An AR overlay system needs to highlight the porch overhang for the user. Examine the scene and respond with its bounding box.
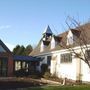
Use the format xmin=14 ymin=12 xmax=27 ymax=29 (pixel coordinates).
xmin=13 ymin=55 xmax=42 ymax=62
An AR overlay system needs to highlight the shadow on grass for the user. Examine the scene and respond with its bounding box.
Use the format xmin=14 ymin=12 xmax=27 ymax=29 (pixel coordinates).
xmin=0 ymin=80 xmax=47 ymax=90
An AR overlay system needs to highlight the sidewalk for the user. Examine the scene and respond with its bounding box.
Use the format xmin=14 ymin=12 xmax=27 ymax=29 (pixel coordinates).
xmin=40 ymin=78 xmax=61 ymax=85
xmin=0 ymin=77 xmax=62 ymax=84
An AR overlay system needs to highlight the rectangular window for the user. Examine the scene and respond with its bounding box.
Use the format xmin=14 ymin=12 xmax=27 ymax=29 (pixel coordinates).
xmin=47 ymin=56 xmax=51 ymax=66
xmin=61 ymin=53 xmax=72 ymax=63
xmin=0 ymin=58 xmax=8 ymax=76
xmin=67 ymin=37 xmax=73 ymax=45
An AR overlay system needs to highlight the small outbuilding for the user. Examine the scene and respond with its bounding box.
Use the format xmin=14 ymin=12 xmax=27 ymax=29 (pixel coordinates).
xmin=13 ymin=55 xmax=41 ymax=74
xmin=0 ymin=39 xmax=13 ymax=77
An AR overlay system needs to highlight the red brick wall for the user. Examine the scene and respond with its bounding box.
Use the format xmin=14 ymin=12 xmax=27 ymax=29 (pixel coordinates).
xmin=0 ymin=52 xmax=13 ymax=77
xmin=7 ymin=54 xmax=13 ymax=76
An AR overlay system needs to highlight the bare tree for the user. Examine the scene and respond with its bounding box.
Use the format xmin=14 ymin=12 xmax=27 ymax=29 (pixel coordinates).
xmin=59 ymin=16 xmax=90 ymax=68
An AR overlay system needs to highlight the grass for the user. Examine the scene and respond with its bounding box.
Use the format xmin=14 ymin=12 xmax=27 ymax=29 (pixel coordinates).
xmin=0 ymin=77 xmax=90 ymax=90
xmin=0 ymin=77 xmax=47 ymax=89
xmin=27 ymin=85 xmax=90 ymax=90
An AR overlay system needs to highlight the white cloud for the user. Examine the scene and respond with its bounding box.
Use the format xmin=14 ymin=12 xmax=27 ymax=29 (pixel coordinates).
xmin=5 ymin=25 xmax=11 ymax=28
xmin=5 ymin=43 xmax=15 ymax=51
xmin=0 ymin=25 xmax=11 ymax=30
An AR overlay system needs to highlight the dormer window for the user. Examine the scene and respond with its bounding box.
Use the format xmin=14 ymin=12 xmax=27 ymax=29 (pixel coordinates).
xmin=40 ymin=41 xmax=50 ymax=52
xmin=51 ymin=37 xmax=56 ymax=49
xmin=51 ymin=36 xmax=61 ymax=49
xmin=67 ymin=36 xmax=73 ymax=45
xmin=40 ymin=41 xmax=44 ymax=52
xmin=67 ymin=29 xmax=80 ymax=45
xmin=67 ymin=30 xmax=74 ymax=45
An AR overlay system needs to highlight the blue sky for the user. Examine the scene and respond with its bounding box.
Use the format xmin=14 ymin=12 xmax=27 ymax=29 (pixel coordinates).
xmin=0 ymin=0 xmax=90 ymax=50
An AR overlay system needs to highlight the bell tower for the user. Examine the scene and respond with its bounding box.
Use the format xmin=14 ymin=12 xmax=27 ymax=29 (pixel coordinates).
xmin=42 ymin=25 xmax=53 ymax=41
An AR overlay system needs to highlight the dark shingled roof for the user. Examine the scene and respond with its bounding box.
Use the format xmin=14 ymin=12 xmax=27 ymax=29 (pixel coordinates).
xmin=71 ymin=29 xmax=80 ymax=37
xmin=30 ymin=23 xmax=90 ymax=56
xmin=0 ymin=39 xmax=11 ymax=53
xmin=54 ymin=36 xmax=62 ymax=42
xmin=43 ymin=41 xmax=50 ymax=46
xmin=13 ymin=55 xmax=42 ymax=61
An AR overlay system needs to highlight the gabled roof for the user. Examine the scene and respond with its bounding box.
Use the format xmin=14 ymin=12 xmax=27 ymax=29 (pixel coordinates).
xmin=43 ymin=25 xmax=53 ymax=35
xmin=53 ymin=36 xmax=62 ymax=42
xmin=0 ymin=39 xmax=11 ymax=53
xmin=30 ymin=22 xmax=90 ymax=56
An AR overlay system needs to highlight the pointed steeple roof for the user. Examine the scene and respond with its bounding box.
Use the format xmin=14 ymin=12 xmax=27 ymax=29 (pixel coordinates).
xmin=43 ymin=25 xmax=53 ymax=35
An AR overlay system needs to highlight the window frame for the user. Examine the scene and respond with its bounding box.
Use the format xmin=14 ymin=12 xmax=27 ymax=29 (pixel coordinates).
xmin=47 ymin=56 xmax=51 ymax=66
xmin=67 ymin=36 xmax=74 ymax=45
xmin=60 ymin=53 xmax=72 ymax=63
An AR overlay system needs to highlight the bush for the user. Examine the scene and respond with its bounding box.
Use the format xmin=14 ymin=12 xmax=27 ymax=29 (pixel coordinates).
xmin=43 ymin=71 xmax=51 ymax=79
xmin=29 ymin=70 xmax=42 ymax=79
xmin=41 ymin=64 xmax=48 ymax=75
xmin=14 ymin=69 xmax=28 ymax=77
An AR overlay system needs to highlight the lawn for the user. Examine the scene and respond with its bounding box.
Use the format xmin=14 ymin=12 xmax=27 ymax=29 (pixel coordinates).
xmin=0 ymin=77 xmax=90 ymax=90
xmin=0 ymin=78 xmax=47 ymax=89
xmin=28 ymin=85 xmax=90 ymax=90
